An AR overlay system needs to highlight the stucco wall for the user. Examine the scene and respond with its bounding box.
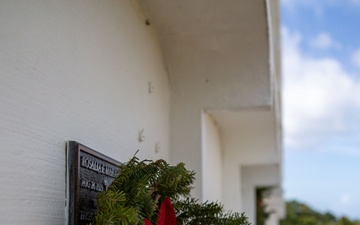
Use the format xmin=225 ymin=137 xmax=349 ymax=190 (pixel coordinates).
xmin=168 ymin=40 xmax=272 ymax=200
xmin=241 ymin=165 xmax=281 ymax=224
xmin=0 ymin=1 xmax=170 ymax=224
xmin=206 ymin=110 xmax=281 ymax=212
xmin=221 ymin=112 xmax=279 ymax=165
xmin=166 ymin=8 xmax=272 ymax=199
xmin=202 ymin=113 xmax=223 ymax=202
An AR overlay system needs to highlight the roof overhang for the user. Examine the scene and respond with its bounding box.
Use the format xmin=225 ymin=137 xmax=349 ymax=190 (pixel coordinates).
xmin=138 ymin=0 xmax=278 ymax=108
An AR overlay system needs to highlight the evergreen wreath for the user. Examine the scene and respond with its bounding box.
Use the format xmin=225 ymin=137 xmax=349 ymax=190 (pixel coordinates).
xmin=93 ymin=153 xmax=250 ymax=225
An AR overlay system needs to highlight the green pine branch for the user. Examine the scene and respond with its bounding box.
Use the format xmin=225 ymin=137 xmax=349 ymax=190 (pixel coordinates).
xmin=174 ymin=198 xmax=251 ymax=225
xmin=93 ymin=153 xmax=250 ymax=225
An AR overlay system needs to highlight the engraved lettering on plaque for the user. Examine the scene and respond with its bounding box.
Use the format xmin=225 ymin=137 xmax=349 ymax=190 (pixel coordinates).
xmin=80 ymin=179 xmax=104 ymax=192
xmin=80 ymin=156 xmax=118 ymax=177
xmin=67 ymin=141 xmax=121 ymax=225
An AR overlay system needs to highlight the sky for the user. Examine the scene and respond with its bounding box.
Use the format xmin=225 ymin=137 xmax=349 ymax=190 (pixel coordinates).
xmin=281 ymin=0 xmax=360 ymax=220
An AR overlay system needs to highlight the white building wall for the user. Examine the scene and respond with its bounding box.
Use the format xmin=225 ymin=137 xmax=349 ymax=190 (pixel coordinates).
xmin=210 ymin=110 xmax=280 ymax=213
xmin=241 ymin=165 xmax=281 ymax=225
xmin=0 ymin=1 xmax=283 ymax=224
xmin=0 ymin=1 xmax=170 ymax=224
xmin=202 ymin=113 xmax=223 ymax=202
xmin=168 ymin=35 xmax=271 ymax=200
xmin=221 ymin=111 xmax=279 ymax=166
xmin=264 ymin=188 xmax=286 ymax=225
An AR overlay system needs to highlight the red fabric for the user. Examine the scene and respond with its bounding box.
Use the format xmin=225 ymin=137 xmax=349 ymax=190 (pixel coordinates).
xmin=143 ymin=197 xmax=177 ymax=225
xmin=156 ymin=197 xmax=177 ymax=225
xmin=144 ymin=219 xmax=152 ymax=225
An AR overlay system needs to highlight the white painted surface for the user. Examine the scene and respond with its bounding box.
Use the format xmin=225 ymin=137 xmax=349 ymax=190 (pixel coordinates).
xmin=153 ymin=0 xmax=274 ymax=200
xmin=209 ymin=110 xmax=281 ymax=212
xmin=0 ymin=0 xmax=283 ymax=224
xmin=202 ymin=113 xmax=223 ymax=202
xmin=139 ymin=1 xmax=284 ymax=218
xmin=241 ymin=165 xmax=281 ymax=225
xmin=0 ymin=1 xmax=170 ymax=224
xmin=264 ymin=188 xmax=286 ymax=225
xmin=217 ymin=110 xmax=280 ymax=165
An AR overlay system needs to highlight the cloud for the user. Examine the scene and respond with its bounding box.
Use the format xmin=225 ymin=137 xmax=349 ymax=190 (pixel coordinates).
xmin=282 ymin=27 xmax=360 ymax=151
xmin=351 ymin=49 xmax=360 ymax=69
xmin=281 ymin=0 xmax=325 ymax=16
xmin=309 ymin=32 xmax=342 ymax=50
xmin=340 ymin=193 xmax=352 ymax=204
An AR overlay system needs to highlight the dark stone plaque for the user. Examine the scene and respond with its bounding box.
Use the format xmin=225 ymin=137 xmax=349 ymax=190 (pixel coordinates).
xmin=67 ymin=141 xmax=121 ymax=225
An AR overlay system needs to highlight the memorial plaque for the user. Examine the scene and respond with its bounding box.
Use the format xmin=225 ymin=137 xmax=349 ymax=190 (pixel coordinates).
xmin=67 ymin=141 xmax=121 ymax=225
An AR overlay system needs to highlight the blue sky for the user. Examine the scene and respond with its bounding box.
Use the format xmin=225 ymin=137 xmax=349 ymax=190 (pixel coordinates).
xmin=281 ymin=0 xmax=360 ymax=219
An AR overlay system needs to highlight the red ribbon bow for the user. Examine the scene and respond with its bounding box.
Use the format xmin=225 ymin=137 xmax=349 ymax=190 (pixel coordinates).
xmin=144 ymin=197 xmax=177 ymax=225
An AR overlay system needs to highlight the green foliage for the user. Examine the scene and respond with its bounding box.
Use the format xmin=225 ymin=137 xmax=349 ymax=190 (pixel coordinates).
xmin=280 ymin=200 xmax=360 ymax=225
xmin=94 ymin=153 xmax=250 ymax=225
xmin=96 ymin=190 xmax=138 ymax=225
xmin=174 ymin=198 xmax=250 ymax=225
